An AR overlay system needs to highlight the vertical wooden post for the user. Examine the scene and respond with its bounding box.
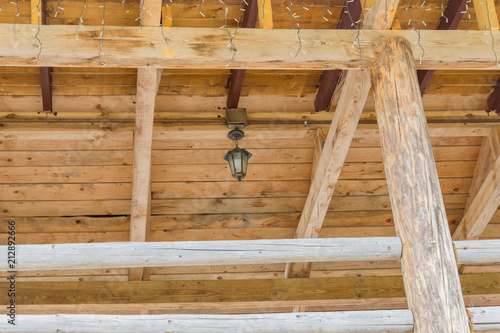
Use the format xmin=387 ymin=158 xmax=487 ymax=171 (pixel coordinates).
xmin=369 ymin=36 xmax=470 ymax=332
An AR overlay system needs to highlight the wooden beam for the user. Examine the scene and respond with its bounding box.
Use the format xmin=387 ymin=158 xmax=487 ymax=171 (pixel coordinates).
xmin=226 ymin=0 xmax=258 ymax=108
xmin=370 ymin=36 xmax=469 ymax=331
xmin=2 ymin=274 xmax=500 ymax=308
xmin=453 ymin=128 xmax=500 ymax=241
xmin=129 ymin=0 xmax=162 ymax=281
xmin=286 ymin=0 xmax=399 ymax=279
xmin=257 ymin=0 xmax=273 ymax=29
xmin=417 ymin=0 xmax=468 ymax=95
xmin=2 ymin=307 xmax=500 ymax=332
xmin=473 ymin=0 xmax=499 ymax=30
xmin=313 ymin=0 xmax=362 ymax=112
xmin=2 ymin=26 xmax=500 ymax=69
xmin=3 ymin=238 xmax=500 ymax=272
xmin=129 ymin=68 xmax=158 ymax=281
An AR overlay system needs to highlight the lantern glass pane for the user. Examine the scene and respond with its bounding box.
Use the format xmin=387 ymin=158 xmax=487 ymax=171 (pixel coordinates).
xmin=224 ymin=147 xmax=252 ymax=181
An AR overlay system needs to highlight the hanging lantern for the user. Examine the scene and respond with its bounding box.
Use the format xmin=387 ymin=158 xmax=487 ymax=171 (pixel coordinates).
xmin=224 ymin=129 xmax=252 ymax=181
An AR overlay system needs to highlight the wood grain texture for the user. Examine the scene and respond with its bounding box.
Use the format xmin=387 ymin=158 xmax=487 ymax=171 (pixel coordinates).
xmin=287 ymin=0 xmax=399 ymax=279
xmin=369 ymin=36 xmax=470 ymax=332
xmin=0 ymin=25 xmax=500 ymax=69
xmin=129 ymin=68 xmax=159 ymax=281
xmin=1 ymin=307 xmax=500 ymax=332
xmin=2 ymin=238 xmax=500 ymax=272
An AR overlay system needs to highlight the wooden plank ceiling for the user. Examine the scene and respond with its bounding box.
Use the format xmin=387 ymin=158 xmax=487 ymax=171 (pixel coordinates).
xmin=1 ymin=0 xmax=500 ymax=316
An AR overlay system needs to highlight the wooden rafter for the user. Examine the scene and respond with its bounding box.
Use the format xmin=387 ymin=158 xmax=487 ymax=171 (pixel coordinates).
xmin=286 ymin=0 xmax=399 ymax=279
xmin=453 ymin=127 xmax=500 ymax=241
xmin=226 ymin=0 xmax=258 ymax=109
xmin=31 ymin=0 xmax=52 ymax=112
xmin=313 ymin=0 xmax=362 ymax=112
xmin=1 ymin=26 xmax=500 ymax=69
xmin=417 ymin=0 xmax=468 ymax=95
xmin=129 ymin=0 xmax=162 ymax=281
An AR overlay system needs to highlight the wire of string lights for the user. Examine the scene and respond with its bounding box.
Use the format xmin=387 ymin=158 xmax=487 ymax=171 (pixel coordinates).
xmin=404 ymin=0 xmax=426 ymax=64
xmin=98 ymin=0 xmax=106 ymax=65
xmin=344 ymin=0 xmax=363 ymax=68
xmin=322 ymin=0 xmax=332 ymax=21
xmin=463 ymin=0 xmax=472 ymax=31
xmin=79 ymin=0 xmax=88 ymax=24
xmin=137 ymin=0 xmax=145 ymax=29
xmin=55 ymin=0 xmax=64 ymax=17
xmin=31 ymin=0 xmax=43 ymax=61
xmin=199 ymin=0 xmax=206 ymax=17
xmin=123 ymin=0 xmax=130 ymax=14
xmin=287 ymin=0 xmax=307 ymax=58
xmin=483 ymin=0 xmax=500 ymax=67
xmin=161 ymin=0 xmax=173 ymax=46
xmin=221 ymin=0 xmax=246 ymax=67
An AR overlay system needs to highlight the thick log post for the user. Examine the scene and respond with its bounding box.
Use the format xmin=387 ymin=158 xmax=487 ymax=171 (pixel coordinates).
xmin=369 ymin=36 xmax=470 ymax=332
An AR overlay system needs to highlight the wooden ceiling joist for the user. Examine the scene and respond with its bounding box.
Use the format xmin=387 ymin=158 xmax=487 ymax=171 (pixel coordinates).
xmin=453 ymin=127 xmax=500 ymax=241
xmin=226 ymin=0 xmax=258 ymax=109
xmin=2 ymin=274 xmax=500 ymax=310
xmin=286 ymin=0 xmax=398 ymax=279
xmin=2 ymin=308 xmax=500 ymax=332
xmin=1 ymin=25 xmax=500 ymax=69
xmin=417 ymin=0 xmax=468 ymax=95
xmin=313 ymin=0 xmax=362 ymax=112
xmin=2 ymin=238 xmax=500 ymax=271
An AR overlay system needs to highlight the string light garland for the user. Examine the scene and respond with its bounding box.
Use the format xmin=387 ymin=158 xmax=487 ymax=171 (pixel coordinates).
xmin=161 ymin=0 xmax=173 ymax=46
xmin=55 ymin=0 xmax=64 ymax=18
xmin=322 ymin=0 xmax=332 ymax=21
xmin=287 ymin=0 xmax=306 ymax=58
xmin=463 ymin=0 xmax=472 ymax=31
xmin=404 ymin=0 xmax=426 ymax=64
xmin=482 ymin=0 xmax=500 ymax=67
xmin=137 ymin=0 xmax=145 ymax=29
xmin=98 ymin=0 xmax=106 ymax=65
xmin=440 ymin=0 xmax=448 ymax=24
xmin=31 ymin=0 xmax=43 ymax=61
xmin=78 ymin=0 xmax=88 ymax=24
xmin=199 ymin=0 xmax=205 ymax=17
xmin=220 ymin=0 xmax=245 ymax=67
xmin=345 ymin=0 xmax=363 ymax=68
xmin=122 ymin=0 xmax=130 ymax=14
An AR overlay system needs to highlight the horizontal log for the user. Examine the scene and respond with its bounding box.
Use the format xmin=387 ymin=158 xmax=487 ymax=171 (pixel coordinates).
xmin=1 ymin=308 xmax=499 ymax=332
xmin=0 ymin=25 xmax=499 ymax=69
xmin=1 ymin=274 xmax=499 ymax=306
xmin=2 ymin=238 xmax=500 ymax=271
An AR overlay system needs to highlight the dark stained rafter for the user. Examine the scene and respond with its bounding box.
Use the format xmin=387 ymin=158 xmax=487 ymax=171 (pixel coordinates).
xmin=487 ymin=77 xmax=500 ymax=113
xmin=226 ymin=0 xmax=258 ymax=109
xmin=40 ymin=0 xmax=53 ymax=112
xmin=313 ymin=0 xmax=362 ymax=112
xmin=417 ymin=0 xmax=468 ymax=95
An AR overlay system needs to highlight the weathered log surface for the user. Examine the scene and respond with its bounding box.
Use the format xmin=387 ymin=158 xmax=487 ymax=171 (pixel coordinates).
xmin=1 ymin=307 xmax=499 ymax=332
xmin=369 ymin=36 xmax=470 ymax=332
xmin=3 ymin=238 xmax=500 ymax=271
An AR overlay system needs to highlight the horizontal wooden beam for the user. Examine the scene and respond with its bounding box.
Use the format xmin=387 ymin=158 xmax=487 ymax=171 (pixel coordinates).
xmin=1 ymin=307 xmax=499 ymax=332
xmin=1 ymin=25 xmax=500 ymax=69
xmin=1 ymin=274 xmax=500 ymax=308
xmin=2 ymin=238 xmax=500 ymax=271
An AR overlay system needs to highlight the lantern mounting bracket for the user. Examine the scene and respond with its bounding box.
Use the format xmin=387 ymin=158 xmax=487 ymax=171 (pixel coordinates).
xmin=226 ymin=108 xmax=247 ymax=129
xmin=228 ymin=129 xmax=245 ymax=141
